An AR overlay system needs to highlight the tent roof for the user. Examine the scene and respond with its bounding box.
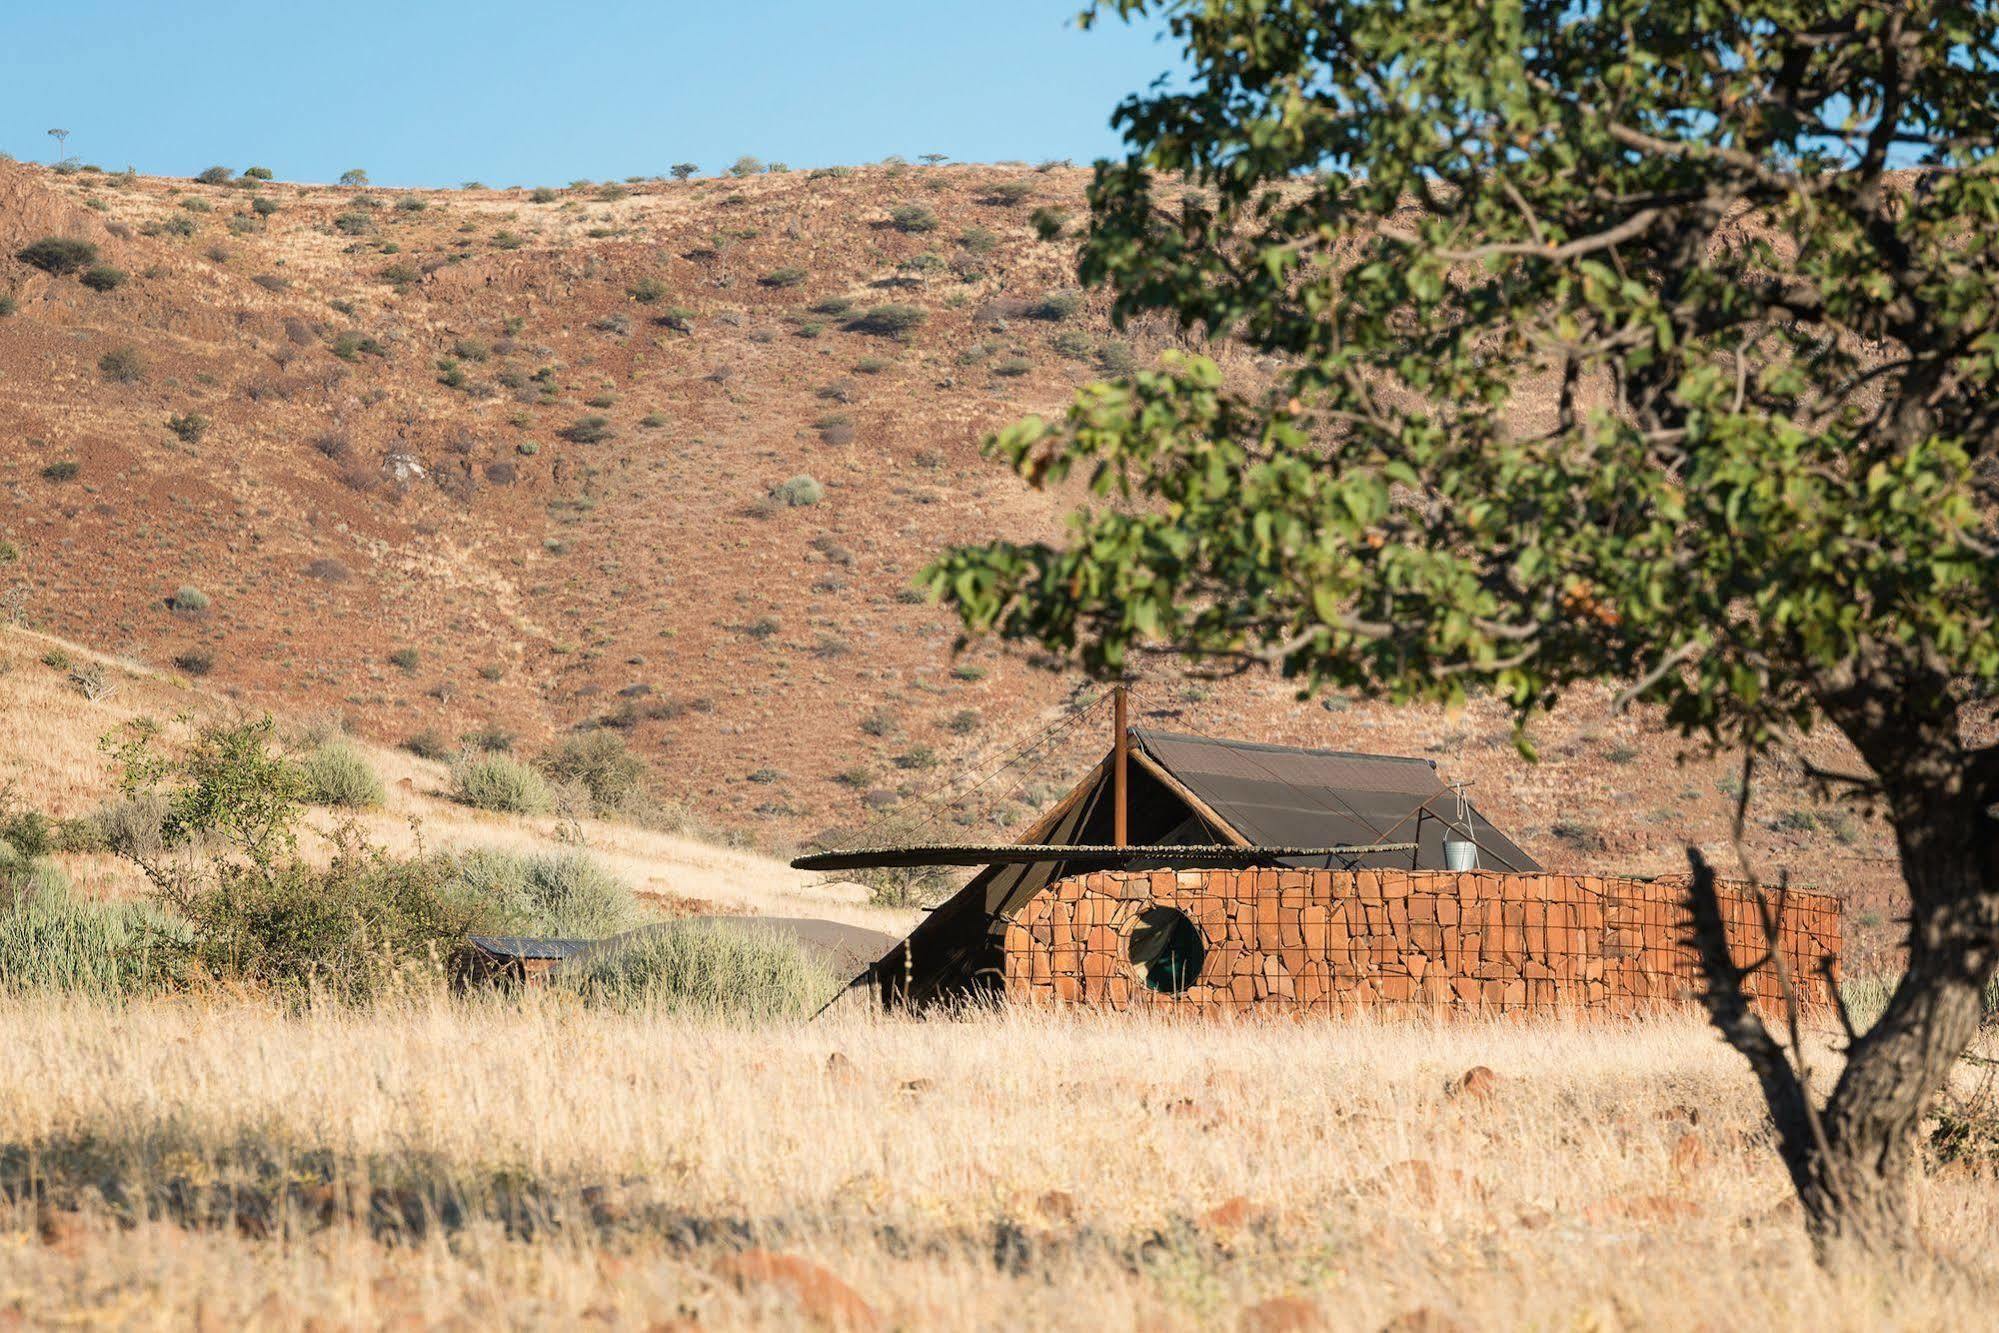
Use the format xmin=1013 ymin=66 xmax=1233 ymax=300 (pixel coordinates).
xmin=1131 ymin=727 xmax=1541 ymax=872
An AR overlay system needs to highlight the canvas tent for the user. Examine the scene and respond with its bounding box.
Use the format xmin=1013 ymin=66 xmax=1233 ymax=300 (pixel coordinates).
xmin=827 ymin=723 xmax=1538 ymax=1006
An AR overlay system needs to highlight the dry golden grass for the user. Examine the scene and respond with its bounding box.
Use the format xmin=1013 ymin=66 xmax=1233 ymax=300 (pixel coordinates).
xmin=1 ymin=995 xmax=1993 ymax=1331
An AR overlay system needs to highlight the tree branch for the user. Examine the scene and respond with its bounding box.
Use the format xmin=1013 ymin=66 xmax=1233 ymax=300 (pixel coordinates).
xmin=1683 ymin=848 xmax=1817 ymax=1194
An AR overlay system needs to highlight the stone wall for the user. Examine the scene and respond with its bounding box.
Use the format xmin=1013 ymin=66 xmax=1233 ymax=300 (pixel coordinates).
xmin=1000 ymin=868 xmax=1842 ymax=1015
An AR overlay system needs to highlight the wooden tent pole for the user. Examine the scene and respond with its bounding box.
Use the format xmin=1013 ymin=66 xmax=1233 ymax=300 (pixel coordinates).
xmin=1113 ymin=684 xmax=1129 ymax=847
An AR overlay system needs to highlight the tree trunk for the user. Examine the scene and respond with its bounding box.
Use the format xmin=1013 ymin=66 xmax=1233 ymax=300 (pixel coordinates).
xmin=1686 ymin=799 xmax=1999 ymax=1266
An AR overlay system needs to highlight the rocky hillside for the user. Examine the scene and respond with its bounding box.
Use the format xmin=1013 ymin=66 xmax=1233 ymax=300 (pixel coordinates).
xmin=0 ymin=158 xmax=1908 ymax=967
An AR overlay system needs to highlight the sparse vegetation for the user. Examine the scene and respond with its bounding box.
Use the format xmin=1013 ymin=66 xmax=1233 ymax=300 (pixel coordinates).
xmin=451 ymin=752 xmax=553 ymax=815
xmin=888 ymin=203 xmax=938 ymax=233
xmin=848 ymin=304 xmax=926 ymax=337
xmin=770 ymin=475 xmax=824 ymax=507
xmin=98 ymin=345 xmax=146 ymax=383
xmin=299 ymin=740 xmax=386 ymax=810
xmin=561 ymin=921 xmax=837 ymax=1017
xmin=17 ymin=237 xmax=98 ymax=275
xmin=79 ymin=264 xmax=127 ymax=292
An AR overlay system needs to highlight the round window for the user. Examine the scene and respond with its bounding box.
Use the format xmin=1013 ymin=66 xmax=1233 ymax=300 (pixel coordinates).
xmin=1128 ymin=907 xmax=1205 ymax=994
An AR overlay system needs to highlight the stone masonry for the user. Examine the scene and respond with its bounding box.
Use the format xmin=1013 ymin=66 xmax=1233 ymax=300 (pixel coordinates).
xmin=1000 ymin=868 xmax=1842 ymax=1015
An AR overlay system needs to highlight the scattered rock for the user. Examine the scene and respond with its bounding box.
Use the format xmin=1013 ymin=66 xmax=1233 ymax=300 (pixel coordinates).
xmin=1034 ymin=1190 xmax=1078 ymax=1223
xmin=714 ymin=1249 xmax=878 ymax=1331
xmin=1238 ymin=1295 xmax=1328 ymax=1332
xmin=1449 ymin=1066 xmax=1503 ymax=1101
xmin=1202 ymin=1195 xmax=1262 ymax=1232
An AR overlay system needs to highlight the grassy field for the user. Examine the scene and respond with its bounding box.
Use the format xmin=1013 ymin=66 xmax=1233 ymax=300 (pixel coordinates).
xmin=2 ymin=996 xmax=1993 ymax=1331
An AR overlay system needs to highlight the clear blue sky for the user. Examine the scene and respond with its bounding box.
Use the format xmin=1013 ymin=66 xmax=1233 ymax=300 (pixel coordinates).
xmin=0 ymin=1 xmax=1179 ymax=187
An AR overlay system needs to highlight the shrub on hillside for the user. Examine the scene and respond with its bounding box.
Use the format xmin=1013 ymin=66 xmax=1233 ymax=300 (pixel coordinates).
xmin=847 ymin=304 xmax=926 ymax=337
xmin=982 ymin=180 xmax=1036 ymax=206
xmin=559 ymin=416 xmax=613 ymax=444
xmin=80 ymin=265 xmax=126 ymax=292
xmin=243 ymin=166 xmax=273 ymax=180
xmin=166 ymin=412 xmax=208 ymax=444
xmin=169 ymin=585 xmax=209 ymax=613
xmin=1027 ymin=289 xmax=1082 ymax=321
xmin=759 ymin=266 xmax=807 ymax=288
xmin=888 ymin=203 xmax=938 ymax=233
xmin=538 ymin=732 xmax=647 ymax=815
xmin=17 ymin=237 xmax=98 ymax=275
xmin=300 ymin=740 xmax=386 ymax=810
xmin=770 ymin=475 xmax=823 ymax=507
xmin=628 ymin=274 xmax=667 ymax=304
xmin=450 ymin=752 xmax=552 ymax=815
xmin=560 ymin=920 xmax=838 ymax=1018
xmin=99 ymin=345 xmax=146 ymax=383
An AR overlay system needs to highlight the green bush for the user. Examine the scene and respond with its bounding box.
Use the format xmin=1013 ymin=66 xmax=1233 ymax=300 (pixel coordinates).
xmin=99 ymin=345 xmax=146 ymax=383
xmin=17 ymin=237 xmax=98 ymax=275
xmin=300 ymin=740 xmax=386 ymax=809
xmin=451 ymin=752 xmax=553 ymax=814
xmin=402 ymin=729 xmax=454 ymax=762
xmin=889 ymin=203 xmax=938 ymax=233
xmin=628 ymin=274 xmax=667 ymax=304
xmin=759 ymin=266 xmax=807 ymax=288
xmin=243 ymin=166 xmax=273 ymax=180
xmin=250 ymin=196 xmax=279 ymax=217
xmin=560 ymin=920 xmax=839 ymax=1018
xmin=538 ymin=732 xmax=647 ymax=815
xmin=195 ymin=165 xmax=232 ymax=185
xmin=41 ymin=460 xmax=79 ymax=483
xmin=848 ymin=304 xmax=926 ymax=337
xmin=559 ymin=416 xmax=613 ymax=444
xmin=80 ymin=265 xmax=127 ymax=292
xmin=728 ymin=155 xmax=764 ymax=178
xmin=167 ymin=412 xmax=208 ymax=444
xmin=982 ymin=180 xmax=1036 ymax=206
xmin=770 ymin=475 xmax=824 ymax=507
xmin=170 ymin=585 xmax=209 ymax=613
xmin=0 ymin=295 xmax=16 ymax=317
xmin=1028 ymin=289 xmax=1082 ymax=321
xmin=448 ymin=848 xmax=634 ymax=938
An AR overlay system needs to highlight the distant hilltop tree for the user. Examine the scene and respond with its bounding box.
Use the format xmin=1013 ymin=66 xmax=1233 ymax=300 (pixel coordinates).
xmin=670 ymin=163 xmax=698 ymax=181
xmin=46 ymin=128 xmax=68 ymax=160
xmin=920 ymin=153 xmax=949 ymax=166
xmin=728 ymin=156 xmax=763 ymax=178
xmin=195 ymin=165 xmax=232 ymax=185
xmin=338 ymin=168 xmax=369 ymax=187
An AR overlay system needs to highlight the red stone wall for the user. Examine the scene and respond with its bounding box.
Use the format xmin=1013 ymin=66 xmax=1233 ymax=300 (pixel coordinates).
xmin=1000 ymin=868 xmax=1842 ymax=1015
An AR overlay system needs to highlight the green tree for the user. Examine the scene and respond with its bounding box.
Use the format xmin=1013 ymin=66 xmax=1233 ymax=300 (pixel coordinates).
xmin=925 ymin=0 xmax=1999 ymax=1260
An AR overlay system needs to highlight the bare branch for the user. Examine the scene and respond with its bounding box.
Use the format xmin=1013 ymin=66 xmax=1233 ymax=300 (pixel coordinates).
xmin=1614 ymin=640 xmax=1702 ymax=711
xmin=1683 ymin=848 xmax=1817 ymax=1194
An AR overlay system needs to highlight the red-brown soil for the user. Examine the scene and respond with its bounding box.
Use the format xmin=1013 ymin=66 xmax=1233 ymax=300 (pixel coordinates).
xmin=0 ymin=159 xmax=1908 ymax=968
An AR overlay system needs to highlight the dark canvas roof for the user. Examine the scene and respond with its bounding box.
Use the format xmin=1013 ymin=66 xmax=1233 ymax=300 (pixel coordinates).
xmin=864 ymin=724 xmax=1541 ymax=1006
xmin=1132 ymin=728 xmax=1541 ymax=872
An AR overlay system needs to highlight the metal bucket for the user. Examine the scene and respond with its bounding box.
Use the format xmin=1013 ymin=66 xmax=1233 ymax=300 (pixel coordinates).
xmin=1443 ymin=836 xmax=1480 ymax=871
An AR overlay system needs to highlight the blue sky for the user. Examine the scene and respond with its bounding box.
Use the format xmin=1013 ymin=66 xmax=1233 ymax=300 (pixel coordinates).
xmin=0 ymin=1 xmax=1178 ymax=187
